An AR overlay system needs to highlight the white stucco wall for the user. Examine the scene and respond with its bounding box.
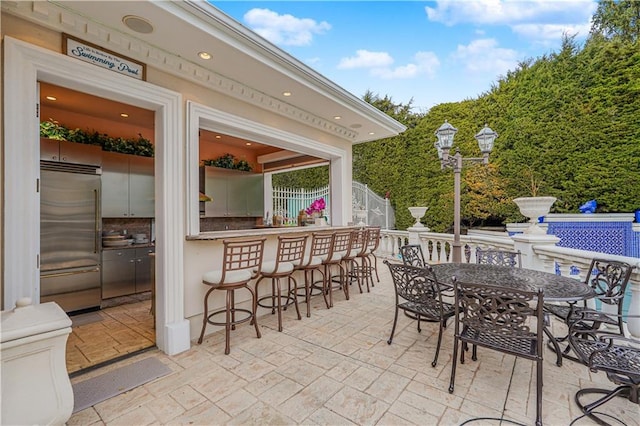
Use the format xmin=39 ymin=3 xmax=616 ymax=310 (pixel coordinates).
xmin=2 ymin=13 xmax=356 ymax=353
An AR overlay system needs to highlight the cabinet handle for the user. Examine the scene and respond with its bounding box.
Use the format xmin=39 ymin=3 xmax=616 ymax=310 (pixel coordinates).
xmin=94 ymin=189 xmax=99 ymax=253
xmin=41 ymin=267 xmax=100 ymax=278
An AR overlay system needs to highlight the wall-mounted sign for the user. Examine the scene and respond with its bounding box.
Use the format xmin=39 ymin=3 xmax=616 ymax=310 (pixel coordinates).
xmin=63 ymin=34 xmax=146 ymax=81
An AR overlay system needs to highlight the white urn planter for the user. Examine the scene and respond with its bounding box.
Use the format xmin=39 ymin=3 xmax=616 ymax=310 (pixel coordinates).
xmin=408 ymin=206 xmax=428 ymax=228
xmin=353 ymin=209 xmax=367 ymax=227
xmin=513 ymin=196 xmax=556 ymax=235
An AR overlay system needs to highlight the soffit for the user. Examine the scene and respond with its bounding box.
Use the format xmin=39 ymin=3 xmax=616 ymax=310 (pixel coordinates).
xmin=2 ymin=0 xmax=405 ymax=144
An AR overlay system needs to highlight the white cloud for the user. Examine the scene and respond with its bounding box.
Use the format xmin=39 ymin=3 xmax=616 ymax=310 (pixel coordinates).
xmin=512 ymin=23 xmax=592 ymax=42
xmin=339 ymin=50 xmax=440 ymax=80
xmin=243 ymin=8 xmax=331 ymax=46
xmin=451 ymin=38 xmax=519 ymax=76
xmin=425 ymin=0 xmax=596 ymax=26
xmin=338 ymin=50 xmax=394 ymax=69
xmin=425 ymin=0 xmax=596 ymax=44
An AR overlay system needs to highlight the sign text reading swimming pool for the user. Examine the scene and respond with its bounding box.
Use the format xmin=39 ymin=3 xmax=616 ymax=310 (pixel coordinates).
xmin=63 ymin=35 xmax=145 ymax=81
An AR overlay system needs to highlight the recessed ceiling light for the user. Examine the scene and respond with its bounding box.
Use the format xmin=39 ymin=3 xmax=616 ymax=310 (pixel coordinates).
xmin=283 ymin=91 xmax=292 ymax=97
xmin=245 ymin=142 xmax=252 ymax=146
xmin=334 ymin=116 xmax=342 ymax=120
xmin=123 ymin=15 xmax=154 ymax=34
xmin=369 ymin=132 xmax=375 ymax=135
xmin=198 ymin=52 xmax=211 ymax=60
xmin=215 ymin=135 xmax=222 ymax=139
xmin=45 ymin=96 xmax=57 ymax=101
xmin=120 ymin=113 xmax=129 ymax=118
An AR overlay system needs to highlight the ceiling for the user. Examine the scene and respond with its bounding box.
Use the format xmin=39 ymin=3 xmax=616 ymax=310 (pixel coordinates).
xmin=40 ymin=82 xmax=279 ymax=154
xmin=40 ymin=82 xmax=154 ymax=130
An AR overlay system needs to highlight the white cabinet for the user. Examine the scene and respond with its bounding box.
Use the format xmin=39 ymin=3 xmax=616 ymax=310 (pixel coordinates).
xmin=102 ymin=152 xmax=154 ymax=218
xmin=201 ymin=166 xmax=264 ymax=217
xmin=40 ymin=138 xmax=101 ymax=166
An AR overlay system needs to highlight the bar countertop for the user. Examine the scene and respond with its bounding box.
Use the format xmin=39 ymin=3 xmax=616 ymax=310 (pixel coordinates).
xmin=186 ymin=225 xmax=354 ymax=241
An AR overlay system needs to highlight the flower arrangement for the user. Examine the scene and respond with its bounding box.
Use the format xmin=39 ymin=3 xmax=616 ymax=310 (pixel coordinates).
xmin=305 ymin=197 xmax=326 ymax=216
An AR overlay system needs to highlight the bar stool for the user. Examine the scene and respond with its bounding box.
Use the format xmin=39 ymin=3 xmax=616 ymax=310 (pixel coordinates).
xmin=197 ymin=237 xmax=266 ymax=354
xmin=254 ymin=234 xmax=307 ymax=332
xmin=321 ymin=229 xmax=352 ymax=307
xmin=342 ymin=228 xmax=368 ymax=294
xmin=297 ymin=232 xmax=333 ymax=317
xmin=355 ymin=226 xmax=381 ymax=292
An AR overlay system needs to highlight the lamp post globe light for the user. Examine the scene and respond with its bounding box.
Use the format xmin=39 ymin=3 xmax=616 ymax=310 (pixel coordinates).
xmin=434 ymin=121 xmax=498 ymax=262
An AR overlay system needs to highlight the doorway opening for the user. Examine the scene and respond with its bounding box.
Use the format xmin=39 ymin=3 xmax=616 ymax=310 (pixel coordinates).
xmin=39 ymin=82 xmax=157 ymax=374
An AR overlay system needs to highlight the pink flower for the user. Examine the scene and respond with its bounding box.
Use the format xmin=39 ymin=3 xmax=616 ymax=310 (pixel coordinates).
xmin=305 ymin=197 xmax=326 ymax=215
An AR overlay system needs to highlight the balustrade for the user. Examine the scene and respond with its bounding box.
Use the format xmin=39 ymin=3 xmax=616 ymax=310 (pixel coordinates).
xmin=377 ymin=228 xmax=640 ymax=341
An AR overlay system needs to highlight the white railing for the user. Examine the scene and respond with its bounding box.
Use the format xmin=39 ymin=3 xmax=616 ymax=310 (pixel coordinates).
xmin=379 ymin=230 xmax=516 ymax=264
xmin=377 ymin=228 xmax=640 ymax=340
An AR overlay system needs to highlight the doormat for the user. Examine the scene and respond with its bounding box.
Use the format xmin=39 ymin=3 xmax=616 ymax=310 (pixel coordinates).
xmin=72 ymin=357 xmax=171 ymax=413
xmin=71 ymin=311 xmax=104 ymax=327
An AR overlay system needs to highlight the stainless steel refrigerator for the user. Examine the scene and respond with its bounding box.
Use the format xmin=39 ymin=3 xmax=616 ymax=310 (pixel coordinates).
xmin=40 ymin=162 xmax=102 ymax=313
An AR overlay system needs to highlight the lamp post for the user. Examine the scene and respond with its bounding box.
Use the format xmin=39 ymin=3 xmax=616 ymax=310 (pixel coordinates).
xmin=434 ymin=120 xmax=498 ymax=262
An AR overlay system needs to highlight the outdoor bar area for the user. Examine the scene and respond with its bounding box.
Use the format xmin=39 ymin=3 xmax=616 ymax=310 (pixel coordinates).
xmin=3 ymin=2 xmax=640 ymax=426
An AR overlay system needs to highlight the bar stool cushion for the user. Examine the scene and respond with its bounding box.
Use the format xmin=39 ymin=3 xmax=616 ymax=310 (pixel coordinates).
xmin=308 ymin=255 xmax=326 ymax=266
xmin=203 ymin=269 xmax=253 ymax=285
xmin=260 ymin=260 xmax=295 ymax=275
xmin=328 ymin=251 xmax=347 ymax=262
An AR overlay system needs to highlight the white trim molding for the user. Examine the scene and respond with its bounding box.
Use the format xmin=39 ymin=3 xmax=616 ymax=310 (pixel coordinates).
xmin=3 ymin=36 xmax=189 ymax=355
xmin=186 ymin=101 xmax=349 ymax=236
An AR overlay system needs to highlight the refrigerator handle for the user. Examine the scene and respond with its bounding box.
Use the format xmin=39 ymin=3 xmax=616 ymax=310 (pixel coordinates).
xmin=94 ymin=188 xmax=100 ymax=253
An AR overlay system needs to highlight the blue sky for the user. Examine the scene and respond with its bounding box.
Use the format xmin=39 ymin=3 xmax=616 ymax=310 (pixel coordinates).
xmin=212 ymin=1 xmax=598 ymax=112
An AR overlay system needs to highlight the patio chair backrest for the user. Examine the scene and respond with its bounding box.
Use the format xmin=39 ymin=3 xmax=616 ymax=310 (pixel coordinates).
xmin=400 ymin=244 xmax=427 ymax=268
xmin=453 ymin=280 xmax=544 ymax=353
xmin=586 ymin=258 xmax=634 ymax=307
xmin=475 ymin=248 xmax=522 ymax=268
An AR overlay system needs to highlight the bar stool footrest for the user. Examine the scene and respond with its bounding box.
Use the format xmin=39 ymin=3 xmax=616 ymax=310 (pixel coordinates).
xmin=257 ymin=295 xmax=296 ymax=310
xmin=206 ymin=308 xmax=254 ymax=327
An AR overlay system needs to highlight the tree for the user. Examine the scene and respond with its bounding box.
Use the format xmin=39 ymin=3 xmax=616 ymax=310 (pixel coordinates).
xmin=590 ymin=0 xmax=640 ymax=43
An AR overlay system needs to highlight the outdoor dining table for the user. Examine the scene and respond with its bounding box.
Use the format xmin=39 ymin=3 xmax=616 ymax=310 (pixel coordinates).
xmin=431 ymin=263 xmax=595 ymax=303
xmin=431 ymin=262 xmax=597 ymax=366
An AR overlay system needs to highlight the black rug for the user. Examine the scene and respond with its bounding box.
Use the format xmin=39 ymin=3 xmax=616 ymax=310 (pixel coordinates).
xmin=72 ymin=357 xmax=171 ymax=413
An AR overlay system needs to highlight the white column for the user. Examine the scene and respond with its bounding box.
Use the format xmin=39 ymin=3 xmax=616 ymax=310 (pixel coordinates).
xmin=628 ymin=281 xmax=640 ymax=340
xmin=511 ymin=234 xmax=560 ymax=272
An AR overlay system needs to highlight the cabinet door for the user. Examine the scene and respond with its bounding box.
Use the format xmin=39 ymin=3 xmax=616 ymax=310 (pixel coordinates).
xmin=204 ymin=167 xmax=228 ymax=217
xmin=129 ymin=156 xmax=155 ymax=217
xmin=134 ymin=248 xmax=154 ymax=293
xmin=101 ymin=249 xmax=136 ymax=298
xmin=226 ymin=174 xmax=248 ymax=216
xmin=101 ymin=152 xmax=130 ymax=217
xmin=59 ymin=140 xmax=102 ymax=166
xmin=40 ymin=138 xmax=60 ymax=161
xmin=246 ymin=174 xmax=265 ymax=217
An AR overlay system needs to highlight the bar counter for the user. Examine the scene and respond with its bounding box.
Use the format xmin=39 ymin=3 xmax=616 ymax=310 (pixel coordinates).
xmin=183 ymin=225 xmax=355 ymax=342
xmin=186 ymin=225 xmax=352 ymax=241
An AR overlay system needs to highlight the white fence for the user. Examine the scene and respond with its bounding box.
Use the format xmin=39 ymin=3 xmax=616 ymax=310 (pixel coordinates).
xmin=272 ymin=182 xmax=394 ymax=228
xmin=272 ymin=186 xmax=330 ymax=225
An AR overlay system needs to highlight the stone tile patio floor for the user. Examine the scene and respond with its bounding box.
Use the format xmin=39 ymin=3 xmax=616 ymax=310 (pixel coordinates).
xmin=68 ymin=264 xmax=639 ymax=426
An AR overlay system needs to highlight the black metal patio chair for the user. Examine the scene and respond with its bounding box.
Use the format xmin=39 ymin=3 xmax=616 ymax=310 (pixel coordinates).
xmin=384 ymin=261 xmax=456 ymax=368
xmin=449 ymin=279 xmax=545 ymax=426
xmin=544 ymin=258 xmax=634 ymax=362
xmin=567 ymin=313 xmax=640 ymax=425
